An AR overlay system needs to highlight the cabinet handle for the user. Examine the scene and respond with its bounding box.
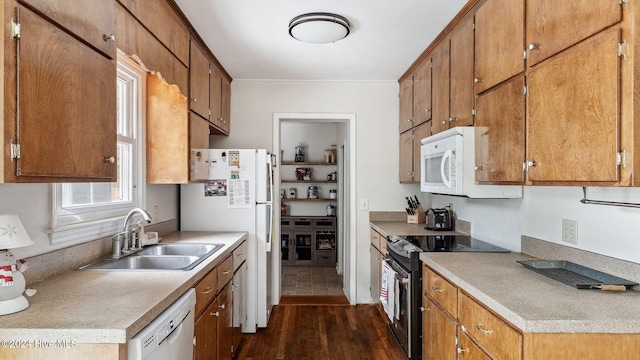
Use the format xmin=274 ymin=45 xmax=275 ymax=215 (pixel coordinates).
xmin=219 ymin=304 xmax=226 ymax=309
xmin=103 ymin=34 xmax=116 ymax=42
xmin=528 ymin=43 xmax=538 ymax=50
xmin=210 ymin=311 xmax=219 ymax=317
xmin=419 ymin=306 xmax=426 ymax=312
xmin=474 ymin=165 xmax=483 ymax=171
xmin=475 ymin=323 xmax=494 ymax=335
xmin=431 ymin=286 xmax=444 ymax=293
xmin=425 ymin=108 xmax=430 ymax=112
xmin=236 ymin=253 xmax=244 ymax=257
xmin=406 ymin=119 xmax=412 ymax=122
xmin=193 ymin=97 xmax=197 ymax=102
xmin=104 ymin=156 xmax=115 ymax=164
xmin=474 ymin=77 xmax=481 ymax=83
xmin=457 ymin=347 xmax=469 ymax=354
xmin=448 ymin=117 xmax=456 ymax=122
xmin=223 ymin=269 xmax=231 ymax=275
xmin=201 ymin=287 xmax=214 ymax=294
xmin=527 ymin=160 xmax=536 ymax=168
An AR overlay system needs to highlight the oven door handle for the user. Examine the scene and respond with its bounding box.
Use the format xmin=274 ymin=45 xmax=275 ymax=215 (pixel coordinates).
xmin=394 ymin=273 xmax=410 ymax=285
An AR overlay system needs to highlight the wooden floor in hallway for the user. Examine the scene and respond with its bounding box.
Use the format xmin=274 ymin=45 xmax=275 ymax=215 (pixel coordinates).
xmin=236 ymin=304 xmax=406 ymax=360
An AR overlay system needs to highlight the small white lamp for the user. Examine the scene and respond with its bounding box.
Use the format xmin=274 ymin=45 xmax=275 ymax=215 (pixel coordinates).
xmin=0 ymin=214 xmax=35 ymax=315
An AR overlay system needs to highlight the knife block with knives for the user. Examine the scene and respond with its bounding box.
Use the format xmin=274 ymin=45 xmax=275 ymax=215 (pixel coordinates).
xmin=405 ymin=195 xmax=426 ymax=224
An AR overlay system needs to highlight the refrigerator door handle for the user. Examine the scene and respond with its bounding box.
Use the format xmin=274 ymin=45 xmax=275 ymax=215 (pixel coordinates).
xmin=265 ymin=202 xmax=273 ymax=252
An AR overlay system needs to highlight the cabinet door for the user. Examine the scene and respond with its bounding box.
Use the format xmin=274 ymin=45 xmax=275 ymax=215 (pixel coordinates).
xmin=189 ymin=40 xmax=210 ymax=119
xmin=423 ymin=297 xmax=457 ymax=360
xmin=457 ymin=332 xmax=491 ymax=360
xmin=220 ymin=76 xmax=231 ymax=134
xmin=431 ymin=41 xmax=451 ymax=135
xmin=399 ymin=130 xmax=414 ymax=183
xmin=370 ymin=244 xmax=381 ymax=303
xmin=475 ymin=75 xmax=525 ymax=184
xmin=449 ymin=16 xmax=474 ymax=128
xmin=189 ymin=114 xmax=210 ymax=182
xmin=22 ymin=0 xmax=115 ymax=58
xmin=194 ymin=298 xmax=218 ymax=360
xmin=526 ymin=0 xmax=621 ymax=66
xmin=413 ymin=60 xmax=432 ymax=126
xmin=293 ymin=232 xmax=313 ymax=265
xmin=232 ymin=264 xmax=246 ymax=356
xmin=281 ymin=232 xmax=293 ymax=264
xmin=527 ymin=27 xmax=620 ymax=183
xmin=12 ymin=6 xmax=116 ymax=180
xmin=413 ymin=121 xmax=431 ymax=183
xmin=475 ymin=0 xmax=524 ymax=93
xmin=218 ymin=283 xmax=233 ymax=360
xmin=209 ymin=65 xmax=222 ymax=128
xmin=399 ymin=76 xmax=414 ymax=133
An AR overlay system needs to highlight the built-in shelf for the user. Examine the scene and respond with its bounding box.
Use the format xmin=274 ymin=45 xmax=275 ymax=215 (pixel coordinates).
xmin=281 ymin=198 xmax=337 ymax=202
xmin=281 ymin=161 xmax=337 ymax=166
xmin=281 ymin=180 xmax=337 ymax=184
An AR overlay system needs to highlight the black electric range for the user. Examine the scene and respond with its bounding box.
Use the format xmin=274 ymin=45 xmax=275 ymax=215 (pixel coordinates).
xmin=384 ymin=234 xmax=509 ymax=360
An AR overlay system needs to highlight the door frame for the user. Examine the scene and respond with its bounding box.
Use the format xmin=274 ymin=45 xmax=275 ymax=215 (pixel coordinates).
xmin=272 ymin=112 xmax=357 ymax=304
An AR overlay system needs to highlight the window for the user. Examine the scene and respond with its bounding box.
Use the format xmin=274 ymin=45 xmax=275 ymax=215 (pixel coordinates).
xmin=50 ymin=53 xmax=146 ymax=245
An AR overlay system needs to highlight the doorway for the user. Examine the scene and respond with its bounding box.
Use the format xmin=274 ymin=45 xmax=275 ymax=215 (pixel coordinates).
xmin=271 ymin=113 xmax=356 ymax=304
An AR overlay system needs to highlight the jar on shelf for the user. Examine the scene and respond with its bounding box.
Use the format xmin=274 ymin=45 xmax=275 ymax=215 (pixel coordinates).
xmin=307 ymin=186 xmax=318 ymax=199
xmin=329 ymin=189 xmax=337 ymax=199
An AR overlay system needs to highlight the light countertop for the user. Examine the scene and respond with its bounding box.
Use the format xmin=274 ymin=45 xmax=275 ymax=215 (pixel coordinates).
xmin=421 ymin=251 xmax=640 ymax=333
xmin=0 ymin=231 xmax=247 ymax=344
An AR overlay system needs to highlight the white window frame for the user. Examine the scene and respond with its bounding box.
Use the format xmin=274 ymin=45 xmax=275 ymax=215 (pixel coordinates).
xmin=49 ymin=51 xmax=146 ymax=246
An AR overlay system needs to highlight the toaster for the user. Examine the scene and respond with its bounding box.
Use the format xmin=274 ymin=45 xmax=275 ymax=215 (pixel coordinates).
xmin=426 ymin=208 xmax=452 ymax=231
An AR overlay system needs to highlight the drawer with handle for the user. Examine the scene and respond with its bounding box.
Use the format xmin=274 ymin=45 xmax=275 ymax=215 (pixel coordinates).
xmin=194 ymin=267 xmax=218 ymax=316
xmin=424 ymin=266 xmax=458 ymax=318
xmin=459 ymin=291 xmax=522 ymax=360
xmin=233 ymin=240 xmax=247 ymax=272
xmin=217 ymin=254 xmax=234 ymax=288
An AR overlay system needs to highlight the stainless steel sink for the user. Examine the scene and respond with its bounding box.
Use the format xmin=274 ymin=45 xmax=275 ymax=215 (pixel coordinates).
xmin=137 ymin=243 xmax=222 ymax=257
xmin=79 ymin=243 xmax=225 ymax=271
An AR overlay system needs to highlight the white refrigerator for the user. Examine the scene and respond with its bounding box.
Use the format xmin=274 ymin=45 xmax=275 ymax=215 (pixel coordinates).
xmin=180 ymin=149 xmax=273 ymax=333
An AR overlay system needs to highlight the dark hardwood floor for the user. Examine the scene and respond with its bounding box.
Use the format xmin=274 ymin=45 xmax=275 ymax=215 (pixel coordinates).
xmin=236 ymin=304 xmax=407 ymax=360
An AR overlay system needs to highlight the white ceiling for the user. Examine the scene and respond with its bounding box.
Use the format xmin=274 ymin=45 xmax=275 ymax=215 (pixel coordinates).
xmin=174 ymin=0 xmax=468 ymax=81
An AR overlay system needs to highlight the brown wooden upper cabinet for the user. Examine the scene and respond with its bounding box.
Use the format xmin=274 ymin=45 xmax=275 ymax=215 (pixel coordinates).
xmin=526 ymin=27 xmax=621 ymax=184
xmin=412 ymin=59 xmax=432 ymax=127
xmin=475 ymin=75 xmax=526 ymax=184
xmin=20 ymin=0 xmax=116 ymax=59
xmin=3 ymin=3 xmax=116 ymax=182
xmin=431 ymin=15 xmax=474 ymax=135
xmin=526 ymin=0 xmax=622 ymax=67
xmin=400 ymin=121 xmax=431 ymax=183
xmin=189 ymin=39 xmax=231 ymax=135
xmin=474 ymin=0 xmax=524 ymax=94
xmin=399 ymin=75 xmax=414 ymax=133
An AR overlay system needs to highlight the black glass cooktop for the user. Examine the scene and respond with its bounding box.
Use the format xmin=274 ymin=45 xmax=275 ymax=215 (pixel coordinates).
xmin=388 ymin=234 xmax=510 ymax=253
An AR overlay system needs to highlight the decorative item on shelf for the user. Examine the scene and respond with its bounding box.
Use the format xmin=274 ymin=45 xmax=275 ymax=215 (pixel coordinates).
xmin=307 ymin=186 xmax=319 ymax=199
xmin=329 ymin=189 xmax=337 ymax=199
xmin=0 ymin=214 xmax=36 ymax=316
xmin=281 ymin=204 xmax=287 ymax=216
xmin=326 ymin=204 xmax=336 ymax=217
xmin=324 ymin=149 xmax=331 ymax=163
xmin=295 ymin=144 xmax=305 ymax=162
xmin=280 ymin=189 xmax=286 ymax=199
xmin=330 ymin=144 xmax=337 ymax=163
xmin=296 ymin=167 xmax=312 ymax=181
xmin=289 ymin=188 xmax=297 ymax=198
xmin=330 ymin=171 xmax=337 ymax=181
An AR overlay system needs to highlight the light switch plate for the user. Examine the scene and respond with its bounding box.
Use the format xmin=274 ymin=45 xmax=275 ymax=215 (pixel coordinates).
xmin=359 ymin=198 xmax=369 ymax=211
xmin=562 ymin=219 xmax=578 ymax=244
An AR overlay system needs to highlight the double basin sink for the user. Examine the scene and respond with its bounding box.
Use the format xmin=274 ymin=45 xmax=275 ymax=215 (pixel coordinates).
xmin=79 ymin=243 xmax=224 ymax=271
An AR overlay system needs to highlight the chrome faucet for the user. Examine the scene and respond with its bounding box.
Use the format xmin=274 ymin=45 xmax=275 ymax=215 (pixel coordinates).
xmin=122 ymin=208 xmax=152 ymax=251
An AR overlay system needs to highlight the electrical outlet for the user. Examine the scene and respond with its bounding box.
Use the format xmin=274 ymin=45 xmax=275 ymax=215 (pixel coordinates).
xmin=562 ymin=219 xmax=578 ymax=244
xmin=359 ymin=198 xmax=369 ymax=211
xmin=153 ymin=204 xmax=159 ymax=221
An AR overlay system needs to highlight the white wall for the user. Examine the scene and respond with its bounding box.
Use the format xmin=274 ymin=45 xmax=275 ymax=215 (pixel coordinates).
xmin=3 ymin=183 xmax=178 ymax=259
xmin=428 ymin=186 xmax=640 ymax=264
xmin=214 ymin=80 xmax=418 ymax=303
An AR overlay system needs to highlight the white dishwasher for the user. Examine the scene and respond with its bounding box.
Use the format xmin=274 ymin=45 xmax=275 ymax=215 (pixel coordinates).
xmin=128 ymin=289 xmax=196 ymax=360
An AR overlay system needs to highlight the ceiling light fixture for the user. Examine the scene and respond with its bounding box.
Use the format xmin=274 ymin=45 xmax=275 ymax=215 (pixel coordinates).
xmin=289 ymin=12 xmax=351 ymax=44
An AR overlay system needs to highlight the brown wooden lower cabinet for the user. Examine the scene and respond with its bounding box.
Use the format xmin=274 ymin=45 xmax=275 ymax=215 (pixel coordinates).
xmin=217 ymin=282 xmax=233 ymax=360
xmin=423 ymin=264 xmax=640 ymax=360
xmin=194 ymin=297 xmax=218 ymax=360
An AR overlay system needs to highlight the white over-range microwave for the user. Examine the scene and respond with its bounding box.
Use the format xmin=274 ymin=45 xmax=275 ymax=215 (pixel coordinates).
xmin=420 ymin=126 xmax=522 ymax=198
